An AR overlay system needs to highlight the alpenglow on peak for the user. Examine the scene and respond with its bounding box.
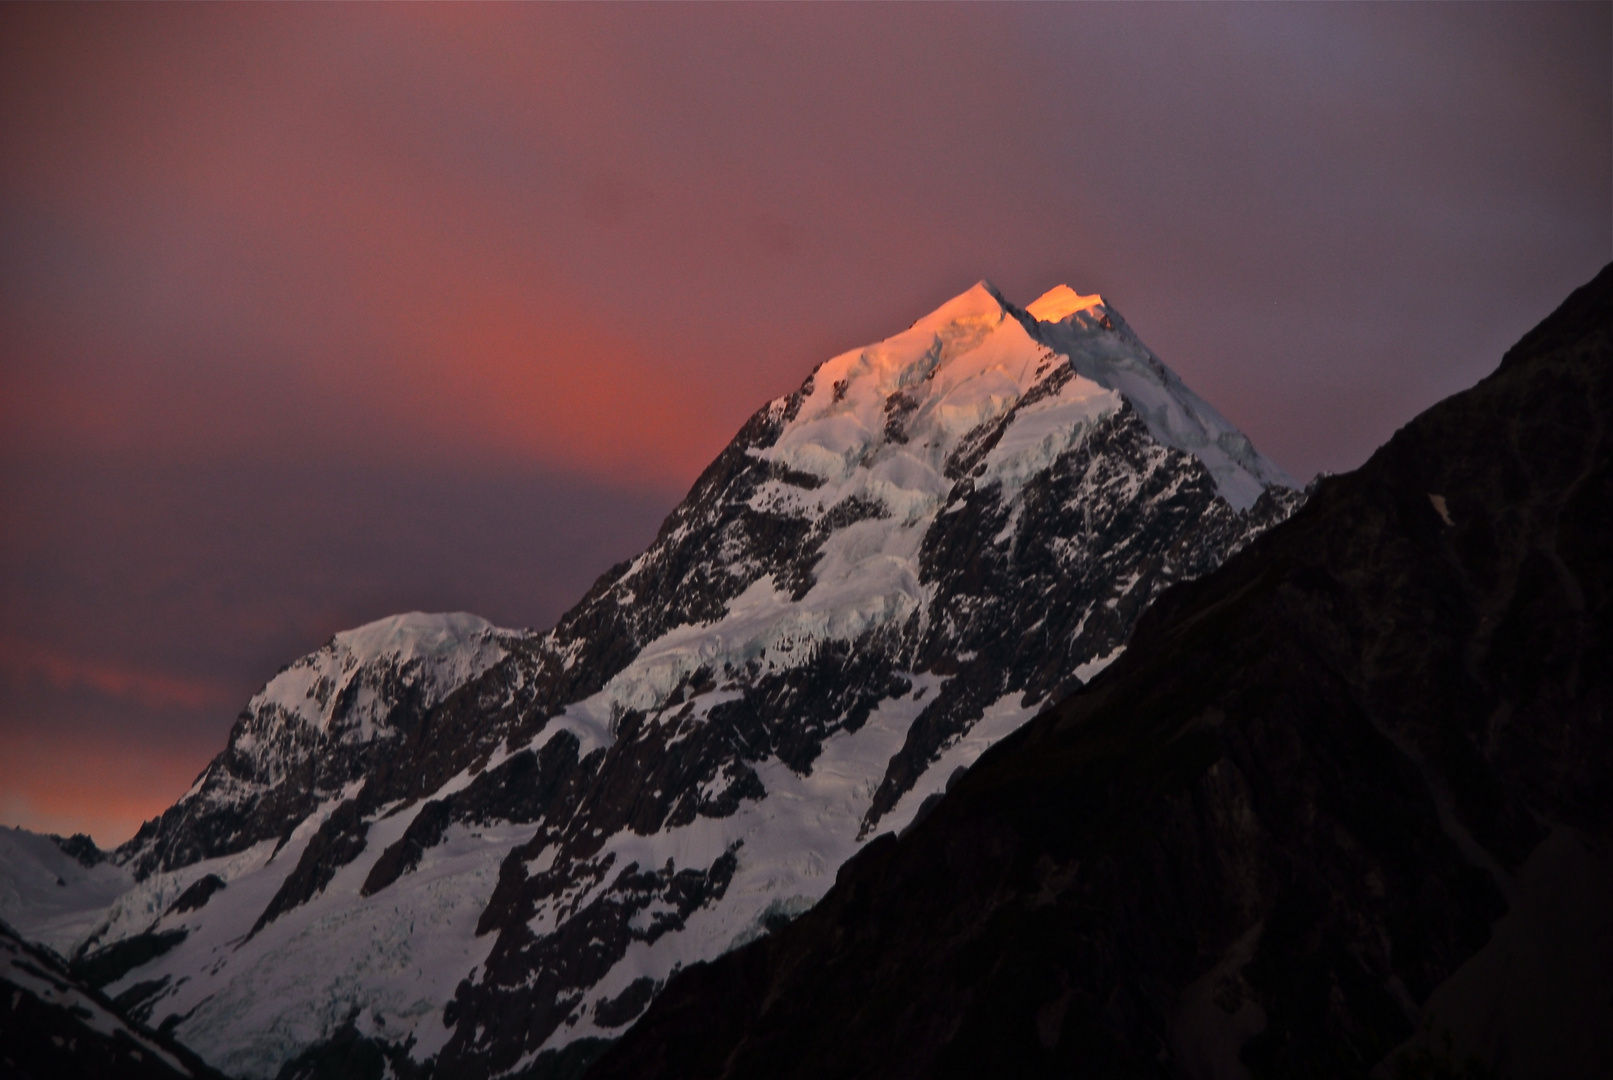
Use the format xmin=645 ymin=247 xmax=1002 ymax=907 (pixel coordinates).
xmin=1025 ymin=284 xmax=1107 ymax=323
xmin=776 ymin=279 xmax=1293 ymax=512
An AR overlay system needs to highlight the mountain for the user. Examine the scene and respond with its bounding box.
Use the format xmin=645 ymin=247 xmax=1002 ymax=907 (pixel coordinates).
xmin=1 ymin=917 xmax=228 ymax=1080
xmin=586 ymin=264 xmax=1613 ymax=1080
xmin=65 ymin=281 xmax=1300 ymax=1078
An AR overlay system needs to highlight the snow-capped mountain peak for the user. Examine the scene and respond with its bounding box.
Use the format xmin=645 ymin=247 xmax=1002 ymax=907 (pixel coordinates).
xmin=232 ymin=611 xmax=507 ymax=755
xmin=65 ymin=279 xmax=1306 ymax=1079
xmin=332 ymin=611 xmax=498 ymax=667
xmin=774 ymin=280 xmax=1292 ymax=511
xmin=1020 ymin=284 xmax=1296 ymax=509
xmin=761 ymin=282 xmax=1085 ymax=491
xmin=907 ymin=278 xmax=1010 ymax=329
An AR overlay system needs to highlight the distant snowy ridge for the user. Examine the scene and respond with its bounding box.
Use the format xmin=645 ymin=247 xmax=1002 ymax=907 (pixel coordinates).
xmin=50 ymin=281 xmax=1301 ymax=1079
xmin=229 ymin=613 xmax=505 ymax=765
xmin=0 ymin=828 xmax=132 ymax=956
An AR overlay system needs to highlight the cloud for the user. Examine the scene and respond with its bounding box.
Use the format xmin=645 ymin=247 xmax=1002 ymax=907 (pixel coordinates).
xmin=0 ymin=456 xmax=674 ymax=845
xmin=0 ymin=730 xmax=204 ymax=848
xmin=0 ymin=638 xmax=234 ymax=711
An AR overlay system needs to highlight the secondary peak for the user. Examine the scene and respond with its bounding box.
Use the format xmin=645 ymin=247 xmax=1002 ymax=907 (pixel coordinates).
xmin=1026 ymin=285 xmax=1106 ymax=323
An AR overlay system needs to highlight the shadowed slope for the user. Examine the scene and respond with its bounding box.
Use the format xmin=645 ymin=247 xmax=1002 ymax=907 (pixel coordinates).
xmin=588 ymin=263 xmax=1613 ymax=1080
xmin=1 ymin=920 xmax=229 ymax=1080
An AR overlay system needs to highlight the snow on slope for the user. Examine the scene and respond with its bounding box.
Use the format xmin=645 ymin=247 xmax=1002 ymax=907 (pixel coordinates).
xmin=0 ymin=829 xmax=132 ymax=957
xmin=233 ymin=612 xmax=505 ymax=756
xmin=1028 ymin=284 xmax=1295 ymax=509
xmin=70 ymin=281 xmax=1302 ymax=1078
xmin=85 ymin=812 xmax=513 ymax=1076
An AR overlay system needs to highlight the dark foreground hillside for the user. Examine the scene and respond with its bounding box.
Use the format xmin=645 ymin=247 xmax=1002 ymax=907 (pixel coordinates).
xmin=588 ymin=264 xmax=1613 ymax=1080
xmin=0 ymin=920 xmax=228 ymax=1080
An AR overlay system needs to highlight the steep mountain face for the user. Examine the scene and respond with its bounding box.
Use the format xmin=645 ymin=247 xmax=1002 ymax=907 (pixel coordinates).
xmin=84 ymin=282 xmax=1299 ymax=1078
xmin=589 ymin=265 xmax=1613 ymax=1080
xmin=1 ymin=919 xmax=228 ymax=1080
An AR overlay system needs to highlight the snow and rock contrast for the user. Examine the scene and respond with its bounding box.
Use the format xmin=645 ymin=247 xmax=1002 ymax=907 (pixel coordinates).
xmin=587 ymin=261 xmax=1613 ymax=1080
xmin=57 ymin=282 xmax=1300 ymax=1078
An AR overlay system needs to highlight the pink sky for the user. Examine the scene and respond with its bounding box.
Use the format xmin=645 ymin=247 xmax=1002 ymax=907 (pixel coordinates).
xmin=2 ymin=3 xmax=1608 ymax=844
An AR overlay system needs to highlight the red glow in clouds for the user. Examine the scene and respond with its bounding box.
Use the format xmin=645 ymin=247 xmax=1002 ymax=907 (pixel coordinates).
xmin=1 ymin=3 xmax=1607 ymax=843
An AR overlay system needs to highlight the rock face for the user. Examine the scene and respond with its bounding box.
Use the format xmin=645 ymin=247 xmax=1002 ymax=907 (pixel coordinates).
xmin=84 ymin=282 xmax=1299 ymax=1078
xmin=0 ymin=919 xmax=227 ymax=1080
xmin=587 ymin=264 xmax=1613 ymax=1080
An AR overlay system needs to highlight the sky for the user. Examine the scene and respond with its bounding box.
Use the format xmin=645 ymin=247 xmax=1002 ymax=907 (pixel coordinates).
xmin=1 ymin=3 xmax=1608 ymax=847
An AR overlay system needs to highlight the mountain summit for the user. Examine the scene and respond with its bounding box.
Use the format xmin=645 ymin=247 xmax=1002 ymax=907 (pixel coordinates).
xmin=63 ymin=282 xmax=1301 ymax=1078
